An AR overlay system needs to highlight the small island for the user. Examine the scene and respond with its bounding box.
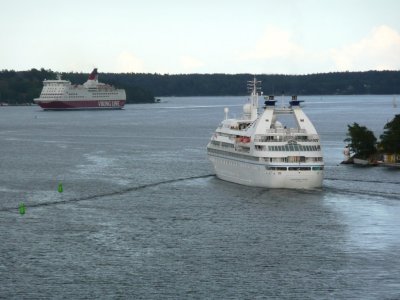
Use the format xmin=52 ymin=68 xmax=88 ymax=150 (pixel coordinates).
xmin=343 ymin=114 xmax=400 ymax=168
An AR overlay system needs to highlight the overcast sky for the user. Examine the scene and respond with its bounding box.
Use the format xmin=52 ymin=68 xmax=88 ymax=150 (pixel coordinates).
xmin=1 ymin=0 xmax=400 ymax=74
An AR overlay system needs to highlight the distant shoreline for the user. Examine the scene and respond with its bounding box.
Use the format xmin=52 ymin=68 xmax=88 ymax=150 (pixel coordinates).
xmin=1 ymin=94 xmax=400 ymax=107
xmin=1 ymin=69 xmax=400 ymax=105
xmin=0 ymin=103 xmax=35 ymax=106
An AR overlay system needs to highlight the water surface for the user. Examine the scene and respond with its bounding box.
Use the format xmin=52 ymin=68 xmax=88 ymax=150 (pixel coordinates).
xmin=1 ymin=95 xmax=399 ymax=299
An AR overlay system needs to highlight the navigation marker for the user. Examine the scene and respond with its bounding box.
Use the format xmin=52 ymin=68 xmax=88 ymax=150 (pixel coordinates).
xmin=58 ymin=183 xmax=63 ymax=193
xmin=19 ymin=203 xmax=26 ymax=215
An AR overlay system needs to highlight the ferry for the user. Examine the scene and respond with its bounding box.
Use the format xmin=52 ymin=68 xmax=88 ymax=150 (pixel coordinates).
xmin=207 ymin=78 xmax=324 ymax=189
xmin=34 ymin=69 xmax=126 ymax=110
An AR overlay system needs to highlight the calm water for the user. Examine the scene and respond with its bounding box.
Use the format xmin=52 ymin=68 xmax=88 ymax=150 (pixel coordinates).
xmin=1 ymin=95 xmax=400 ymax=299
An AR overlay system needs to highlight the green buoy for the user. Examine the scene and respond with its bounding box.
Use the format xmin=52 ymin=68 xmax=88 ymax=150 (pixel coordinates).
xmin=19 ymin=203 xmax=26 ymax=215
xmin=58 ymin=183 xmax=63 ymax=193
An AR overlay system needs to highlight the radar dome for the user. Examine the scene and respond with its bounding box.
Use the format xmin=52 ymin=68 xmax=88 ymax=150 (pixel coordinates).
xmin=243 ymin=103 xmax=252 ymax=114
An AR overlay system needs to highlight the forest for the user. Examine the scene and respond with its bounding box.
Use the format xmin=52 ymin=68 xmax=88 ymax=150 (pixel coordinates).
xmin=1 ymin=68 xmax=400 ymax=105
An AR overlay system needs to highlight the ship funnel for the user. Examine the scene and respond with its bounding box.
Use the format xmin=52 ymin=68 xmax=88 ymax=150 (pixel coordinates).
xmin=88 ymin=68 xmax=98 ymax=81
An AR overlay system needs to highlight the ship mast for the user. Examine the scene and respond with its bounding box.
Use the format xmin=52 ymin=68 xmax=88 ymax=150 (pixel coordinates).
xmin=247 ymin=77 xmax=261 ymax=120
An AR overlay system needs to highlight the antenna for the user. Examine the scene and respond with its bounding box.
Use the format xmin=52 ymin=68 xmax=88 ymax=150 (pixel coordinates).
xmin=246 ymin=76 xmax=262 ymax=120
xmin=247 ymin=76 xmax=261 ymax=107
xmin=224 ymin=107 xmax=229 ymax=120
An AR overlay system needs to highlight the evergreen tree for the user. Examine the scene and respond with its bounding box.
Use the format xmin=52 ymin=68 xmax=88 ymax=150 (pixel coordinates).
xmin=344 ymin=123 xmax=377 ymax=159
xmin=379 ymin=114 xmax=400 ymax=154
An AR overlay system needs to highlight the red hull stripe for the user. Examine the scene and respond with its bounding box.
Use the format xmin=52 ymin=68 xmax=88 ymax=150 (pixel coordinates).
xmin=37 ymin=100 xmax=126 ymax=110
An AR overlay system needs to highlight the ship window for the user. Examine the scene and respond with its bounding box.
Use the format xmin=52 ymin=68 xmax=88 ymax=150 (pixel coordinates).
xmin=312 ymin=166 xmax=324 ymax=170
xmin=267 ymin=166 xmax=287 ymax=171
xmin=289 ymin=167 xmax=311 ymax=171
xmin=221 ymin=142 xmax=234 ymax=148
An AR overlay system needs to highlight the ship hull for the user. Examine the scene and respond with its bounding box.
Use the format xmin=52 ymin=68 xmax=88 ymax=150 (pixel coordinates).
xmin=208 ymin=155 xmax=323 ymax=189
xmin=35 ymin=99 xmax=125 ymax=110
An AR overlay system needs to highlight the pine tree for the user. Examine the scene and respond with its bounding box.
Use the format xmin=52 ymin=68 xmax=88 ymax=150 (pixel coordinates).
xmin=379 ymin=114 xmax=400 ymax=154
xmin=344 ymin=123 xmax=377 ymax=159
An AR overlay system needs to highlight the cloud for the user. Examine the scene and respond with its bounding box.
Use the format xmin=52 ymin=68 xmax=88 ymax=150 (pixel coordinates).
xmin=331 ymin=25 xmax=400 ymax=71
xmin=239 ymin=26 xmax=305 ymax=61
xmin=116 ymin=51 xmax=144 ymax=73
xmin=180 ymin=55 xmax=204 ymax=71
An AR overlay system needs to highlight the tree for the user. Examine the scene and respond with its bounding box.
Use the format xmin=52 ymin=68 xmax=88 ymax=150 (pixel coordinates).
xmin=379 ymin=114 xmax=400 ymax=154
xmin=344 ymin=123 xmax=377 ymax=159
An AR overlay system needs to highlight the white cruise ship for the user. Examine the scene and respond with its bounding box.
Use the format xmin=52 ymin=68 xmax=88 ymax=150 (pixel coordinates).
xmin=34 ymin=69 xmax=126 ymax=110
xmin=207 ymin=78 xmax=324 ymax=189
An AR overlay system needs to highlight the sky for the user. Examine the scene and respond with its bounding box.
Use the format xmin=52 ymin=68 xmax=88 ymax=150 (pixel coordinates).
xmin=1 ymin=0 xmax=400 ymax=74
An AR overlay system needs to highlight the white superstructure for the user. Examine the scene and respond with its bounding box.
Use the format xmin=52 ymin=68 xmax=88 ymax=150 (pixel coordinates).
xmin=207 ymin=78 xmax=324 ymax=189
